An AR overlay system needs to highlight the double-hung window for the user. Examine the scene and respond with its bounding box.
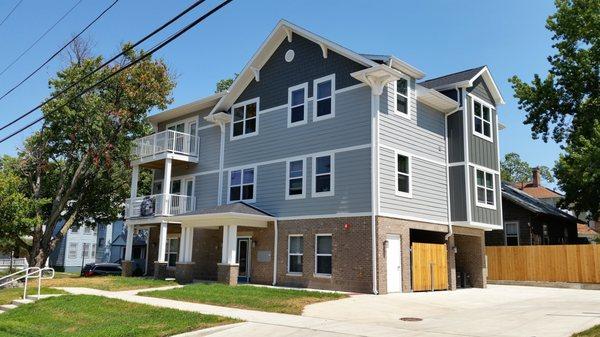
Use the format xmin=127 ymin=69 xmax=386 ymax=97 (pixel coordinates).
xmin=68 ymin=243 xmax=77 ymax=259
xmin=505 ymin=222 xmax=519 ymax=246
xmin=313 ymin=154 xmax=334 ymax=197
xmin=473 ymin=99 xmax=493 ymax=141
xmin=229 ymin=167 xmax=256 ymax=202
xmin=288 ymin=235 xmax=303 ymax=274
xmin=315 ymin=234 xmax=332 ymax=276
xmin=395 ymin=152 xmax=411 ymax=197
xmin=475 ymin=169 xmax=495 ymax=208
xmin=286 ymin=159 xmax=305 ymax=199
xmin=231 ymin=99 xmax=258 ymax=139
xmin=313 ymin=74 xmax=335 ymax=121
xmin=395 ymin=78 xmax=409 ymax=117
xmin=288 ymin=83 xmax=307 ymax=127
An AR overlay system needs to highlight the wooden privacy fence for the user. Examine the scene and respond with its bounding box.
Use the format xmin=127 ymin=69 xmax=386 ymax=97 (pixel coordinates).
xmin=412 ymin=242 xmax=448 ymax=291
xmin=487 ymin=245 xmax=600 ymax=283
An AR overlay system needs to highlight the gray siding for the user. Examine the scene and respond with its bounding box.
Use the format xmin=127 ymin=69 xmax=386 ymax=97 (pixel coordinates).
xmin=221 ymin=147 xmax=372 ymax=217
xmin=467 ymin=76 xmax=495 ymax=106
xmin=197 ymin=125 xmax=220 ymax=172
xmin=466 ymin=95 xmax=499 ymax=170
xmin=447 ymin=110 xmax=464 ymax=163
xmin=224 ymin=86 xmax=371 ymax=168
xmin=236 ymin=33 xmax=365 ymax=110
xmin=449 ymin=165 xmax=467 ymax=221
xmin=379 ymin=147 xmax=448 ymax=223
xmin=469 ymin=166 xmax=502 ymax=226
xmin=195 ymin=173 xmax=219 ymax=210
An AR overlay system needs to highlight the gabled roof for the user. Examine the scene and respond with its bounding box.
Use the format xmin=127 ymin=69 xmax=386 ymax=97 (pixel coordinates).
xmin=418 ymin=65 xmax=505 ymax=105
xmin=502 ymin=182 xmax=581 ymax=223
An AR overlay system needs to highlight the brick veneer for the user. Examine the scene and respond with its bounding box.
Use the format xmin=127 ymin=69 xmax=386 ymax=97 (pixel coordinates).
xmin=217 ymin=263 xmax=239 ymax=285
xmin=121 ymin=260 xmax=134 ymax=277
xmin=453 ymin=226 xmax=486 ymax=288
xmin=275 ymin=217 xmax=373 ymax=293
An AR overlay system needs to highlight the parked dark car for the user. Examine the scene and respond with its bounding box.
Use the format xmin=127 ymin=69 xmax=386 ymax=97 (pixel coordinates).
xmin=81 ymin=263 xmax=122 ymax=277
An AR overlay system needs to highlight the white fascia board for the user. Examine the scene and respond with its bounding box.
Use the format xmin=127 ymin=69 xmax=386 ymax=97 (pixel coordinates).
xmin=415 ymin=85 xmax=459 ymax=113
xmin=148 ymin=92 xmax=225 ymax=125
xmin=389 ymin=56 xmax=425 ymax=79
xmin=210 ymin=20 xmax=379 ymax=116
xmin=468 ymin=66 xmax=505 ymax=105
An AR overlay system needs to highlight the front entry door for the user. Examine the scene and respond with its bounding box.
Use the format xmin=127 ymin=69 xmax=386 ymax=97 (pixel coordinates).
xmin=386 ymin=235 xmax=402 ymax=292
xmin=236 ymin=238 xmax=251 ymax=283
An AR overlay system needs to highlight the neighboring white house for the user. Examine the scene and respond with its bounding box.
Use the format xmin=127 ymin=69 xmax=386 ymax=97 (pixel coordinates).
xmin=48 ymin=223 xmax=98 ymax=273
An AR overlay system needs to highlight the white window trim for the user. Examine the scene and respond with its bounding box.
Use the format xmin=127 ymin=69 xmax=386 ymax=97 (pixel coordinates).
xmin=287 ymin=234 xmax=303 ymax=275
xmin=312 ymin=153 xmax=335 ymax=198
xmin=474 ymin=168 xmax=497 ymax=210
xmin=67 ymin=242 xmax=78 ymax=259
xmin=314 ymin=234 xmax=332 ymax=278
xmin=285 ymin=158 xmax=306 ymax=200
xmin=394 ymin=149 xmax=413 ymax=198
xmin=287 ymin=82 xmax=308 ymax=128
xmin=504 ymin=221 xmax=520 ymax=245
xmin=230 ymin=97 xmax=260 ymax=141
xmin=471 ymin=96 xmax=494 ymax=143
xmin=392 ymin=76 xmax=411 ymax=119
xmin=312 ymin=74 xmax=336 ymax=122
xmin=227 ymin=166 xmax=257 ymax=203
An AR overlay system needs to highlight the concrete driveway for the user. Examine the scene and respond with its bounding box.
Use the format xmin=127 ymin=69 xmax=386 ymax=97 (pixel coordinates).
xmin=302 ymin=284 xmax=600 ymax=337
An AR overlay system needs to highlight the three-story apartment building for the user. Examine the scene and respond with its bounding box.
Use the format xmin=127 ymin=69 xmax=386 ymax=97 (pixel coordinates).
xmin=122 ymin=20 xmax=504 ymax=294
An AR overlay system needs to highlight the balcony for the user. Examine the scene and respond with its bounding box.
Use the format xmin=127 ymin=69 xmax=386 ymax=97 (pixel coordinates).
xmin=125 ymin=193 xmax=196 ymax=219
xmin=131 ymin=130 xmax=199 ymax=167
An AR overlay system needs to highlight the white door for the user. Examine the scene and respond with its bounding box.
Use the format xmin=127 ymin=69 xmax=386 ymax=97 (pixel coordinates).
xmin=386 ymin=234 xmax=402 ymax=293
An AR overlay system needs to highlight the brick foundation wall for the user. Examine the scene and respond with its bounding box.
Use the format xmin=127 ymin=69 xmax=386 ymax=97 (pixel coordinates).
xmin=276 ymin=217 xmax=373 ymax=293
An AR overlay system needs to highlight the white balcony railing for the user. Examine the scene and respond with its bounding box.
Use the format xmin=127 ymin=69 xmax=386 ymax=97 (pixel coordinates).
xmin=125 ymin=193 xmax=196 ymax=218
xmin=131 ymin=130 xmax=198 ymax=161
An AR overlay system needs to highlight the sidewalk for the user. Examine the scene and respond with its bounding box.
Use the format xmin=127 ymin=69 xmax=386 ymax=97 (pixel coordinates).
xmin=57 ymin=286 xmax=445 ymax=337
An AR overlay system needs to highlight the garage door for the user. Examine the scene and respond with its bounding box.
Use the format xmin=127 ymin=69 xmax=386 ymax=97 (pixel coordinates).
xmin=411 ymin=242 xmax=448 ymax=291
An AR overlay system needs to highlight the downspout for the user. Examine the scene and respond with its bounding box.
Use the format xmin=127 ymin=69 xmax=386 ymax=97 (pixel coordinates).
xmin=444 ymin=110 xmax=455 ymax=241
xmin=370 ymin=79 xmax=381 ymax=295
xmin=217 ymin=120 xmax=226 ymax=206
xmin=272 ymin=219 xmax=278 ymax=285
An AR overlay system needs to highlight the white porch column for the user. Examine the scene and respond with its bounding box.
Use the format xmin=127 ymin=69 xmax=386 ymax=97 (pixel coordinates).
xmin=157 ymin=221 xmax=168 ymax=263
xmin=124 ymin=224 xmax=134 ymax=261
xmin=178 ymin=227 xmax=188 ymax=263
xmin=221 ymin=226 xmax=229 ymax=264
xmin=162 ymin=158 xmax=172 ymax=215
xmin=130 ymin=165 xmax=139 ymax=199
xmin=185 ymin=227 xmax=194 ymax=262
xmin=227 ymin=225 xmax=238 ymax=265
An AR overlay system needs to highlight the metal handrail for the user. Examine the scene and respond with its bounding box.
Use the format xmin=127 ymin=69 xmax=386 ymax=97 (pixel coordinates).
xmin=0 ymin=267 xmax=55 ymax=300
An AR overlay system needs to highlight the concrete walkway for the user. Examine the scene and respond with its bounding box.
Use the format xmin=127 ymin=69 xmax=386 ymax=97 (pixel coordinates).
xmin=56 ymin=285 xmax=600 ymax=337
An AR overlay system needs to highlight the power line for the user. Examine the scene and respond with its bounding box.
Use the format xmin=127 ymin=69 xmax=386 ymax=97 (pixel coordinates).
xmin=0 ymin=0 xmax=207 ymax=132
xmin=0 ymin=0 xmax=23 ymax=28
xmin=0 ymin=0 xmax=120 ymax=102
xmin=0 ymin=0 xmax=234 ymax=144
xmin=0 ymin=0 xmax=83 ymax=79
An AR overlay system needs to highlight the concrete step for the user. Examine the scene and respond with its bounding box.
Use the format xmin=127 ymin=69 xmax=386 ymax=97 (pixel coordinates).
xmin=26 ymin=294 xmax=62 ymax=300
xmin=0 ymin=304 xmax=18 ymax=311
xmin=12 ymin=299 xmax=34 ymax=306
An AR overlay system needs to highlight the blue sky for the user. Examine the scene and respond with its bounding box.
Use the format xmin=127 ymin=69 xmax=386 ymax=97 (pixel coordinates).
xmin=0 ymin=0 xmax=560 ymax=186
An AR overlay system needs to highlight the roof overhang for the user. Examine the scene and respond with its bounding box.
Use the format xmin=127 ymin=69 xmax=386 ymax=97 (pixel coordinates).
xmin=424 ymin=66 xmax=505 ymax=105
xmin=361 ymin=54 xmax=425 ymax=79
xmin=351 ymin=65 xmax=404 ymax=95
xmin=210 ymin=19 xmax=383 ymax=115
xmin=416 ymin=84 xmax=459 ymax=113
xmin=148 ymin=91 xmax=226 ymax=125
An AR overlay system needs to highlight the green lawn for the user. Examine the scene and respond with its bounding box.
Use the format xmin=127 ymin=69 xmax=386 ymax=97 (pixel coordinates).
xmin=0 ymin=295 xmax=237 ymax=337
xmin=140 ymin=283 xmax=347 ymax=315
xmin=574 ymin=325 xmax=600 ymax=337
xmin=0 ymin=287 xmax=66 ymax=305
xmin=42 ymin=275 xmax=178 ymax=291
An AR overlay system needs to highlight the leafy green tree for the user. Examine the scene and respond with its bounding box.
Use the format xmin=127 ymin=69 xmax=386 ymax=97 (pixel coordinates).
xmin=215 ymin=74 xmax=238 ymax=93
xmin=500 ymin=152 xmax=554 ymax=185
xmin=2 ymin=40 xmax=175 ymax=267
xmin=509 ymin=0 xmax=599 ymax=216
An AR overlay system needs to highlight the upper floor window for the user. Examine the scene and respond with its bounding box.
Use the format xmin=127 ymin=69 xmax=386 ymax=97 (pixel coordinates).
xmin=313 ymin=154 xmax=334 ymax=197
xmin=472 ymin=99 xmax=493 ymax=141
xmin=313 ymin=74 xmax=335 ymax=121
xmin=505 ymin=221 xmax=519 ymax=246
xmin=286 ymin=159 xmax=305 ymax=199
xmin=395 ymin=152 xmax=412 ymax=198
xmin=288 ymin=83 xmax=307 ymax=127
xmin=231 ymin=99 xmax=258 ymax=140
xmin=229 ymin=167 xmax=256 ymax=202
xmin=395 ymin=78 xmax=409 ymax=117
xmin=84 ymin=226 xmax=92 ymax=234
xmin=475 ymin=168 xmax=495 ymax=209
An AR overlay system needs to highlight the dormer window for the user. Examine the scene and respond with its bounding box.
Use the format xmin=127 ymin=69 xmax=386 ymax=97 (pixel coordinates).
xmin=472 ymin=98 xmax=493 ymax=141
xmin=231 ymin=98 xmax=259 ymax=140
xmin=395 ymin=78 xmax=409 ymax=117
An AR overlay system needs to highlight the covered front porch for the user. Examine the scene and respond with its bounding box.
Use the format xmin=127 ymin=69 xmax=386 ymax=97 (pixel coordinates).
xmin=121 ymin=203 xmax=275 ymax=286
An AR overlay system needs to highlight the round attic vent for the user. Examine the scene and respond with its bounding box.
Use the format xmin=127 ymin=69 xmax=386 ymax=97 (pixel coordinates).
xmin=285 ymin=49 xmax=295 ymax=62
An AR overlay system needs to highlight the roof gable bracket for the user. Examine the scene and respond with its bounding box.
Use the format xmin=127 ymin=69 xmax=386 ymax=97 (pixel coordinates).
xmin=284 ymin=27 xmax=293 ymax=42
xmin=250 ymin=66 xmax=260 ymax=82
xmin=319 ymin=42 xmax=328 ymax=58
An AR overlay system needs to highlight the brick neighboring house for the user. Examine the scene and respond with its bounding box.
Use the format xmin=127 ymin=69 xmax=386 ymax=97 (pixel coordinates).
xmin=486 ymin=182 xmax=581 ymax=246
xmin=120 ymin=20 xmax=505 ymax=293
